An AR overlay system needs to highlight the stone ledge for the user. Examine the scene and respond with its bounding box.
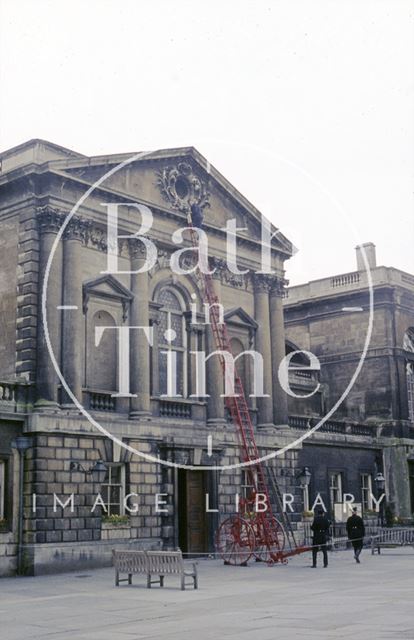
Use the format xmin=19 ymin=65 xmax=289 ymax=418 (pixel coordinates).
xmin=20 ymin=537 xmax=162 ymax=576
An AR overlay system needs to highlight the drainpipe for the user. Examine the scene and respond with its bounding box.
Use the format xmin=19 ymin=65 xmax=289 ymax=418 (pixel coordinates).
xmin=11 ymin=436 xmax=32 ymax=575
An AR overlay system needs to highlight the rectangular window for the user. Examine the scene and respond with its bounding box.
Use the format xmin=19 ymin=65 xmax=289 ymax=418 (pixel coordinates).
xmin=361 ymin=473 xmax=373 ymax=511
xmin=0 ymin=461 xmax=5 ymax=520
xmin=241 ymin=470 xmax=256 ymax=502
xmin=407 ymin=363 xmax=414 ymax=422
xmin=101 ymin=464 xmax=125 ymax=516
xmin=329 ymin=472 xmax=342 ymax=510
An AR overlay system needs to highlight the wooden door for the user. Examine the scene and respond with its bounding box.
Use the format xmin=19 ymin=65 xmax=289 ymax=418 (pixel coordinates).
xmin=185 ymin=470 xmax=207 ymax=553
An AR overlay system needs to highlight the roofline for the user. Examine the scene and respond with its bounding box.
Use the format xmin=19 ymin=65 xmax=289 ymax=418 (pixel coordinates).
xmin=0 ymin=139 xmax=293 ymax=258
xmin=45 ymin=145 xmax=293 ymax=254
xmin=0 ymin=138 xmax=86 ymax=160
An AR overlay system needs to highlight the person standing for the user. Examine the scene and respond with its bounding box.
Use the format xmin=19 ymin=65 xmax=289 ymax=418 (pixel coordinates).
xmin=311 ymin=508 xmax=331 ymax=568
xmin=190 ymin=202 xmax=204 ymax=228
xmin=346 ymin=507 xmax=365 ymax=563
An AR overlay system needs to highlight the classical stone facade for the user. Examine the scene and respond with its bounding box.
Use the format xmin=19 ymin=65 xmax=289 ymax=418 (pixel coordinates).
xmin=0 ymin=140 xmax=413 ymax=576
xmin=0 ymin=140 xmax=299 ymax=575
xmin=284 ymin=244 xmax=414 ymax=522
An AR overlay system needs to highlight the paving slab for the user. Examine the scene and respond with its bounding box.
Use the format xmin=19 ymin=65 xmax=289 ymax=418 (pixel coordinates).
xmin=0 ymin=548 xmax=413 ymax=639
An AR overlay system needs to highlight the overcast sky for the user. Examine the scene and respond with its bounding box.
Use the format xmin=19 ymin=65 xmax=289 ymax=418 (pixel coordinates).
xmin=0 ymin=0 xmax=413 ymax=285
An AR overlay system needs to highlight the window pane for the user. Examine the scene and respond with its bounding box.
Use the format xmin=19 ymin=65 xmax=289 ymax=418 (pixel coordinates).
xmin=170 ymin=313 xmax=183 ymax=346
xmin=109 ymin=484 xmax=121 ymax=506
xmin=176 ymin=351 xmax=184 ymax=395
xmin=159 ymin=351 xmax=168 ymax=395
xmin=158 ymin=288 xmax=181 ymax=311
xmin=102 ymin=465 xmax=125 ymax=516
xmin=158 ymin=311 xmax=168 ymax=345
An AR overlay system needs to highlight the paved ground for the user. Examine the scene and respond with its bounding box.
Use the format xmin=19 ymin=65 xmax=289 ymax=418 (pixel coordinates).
xmin=0 ymin=548 xmax=413 ymax=640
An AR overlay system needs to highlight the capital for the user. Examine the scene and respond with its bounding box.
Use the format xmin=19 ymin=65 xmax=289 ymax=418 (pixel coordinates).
xmin=128 ymin=237 xmax=149 ymax=261
xmin=36 ymin=206 xmax=66 ymax=234
xmin=253 ymin=273 xmax=274 ymax=293
xmin=63 ymin=217 xmax=91 ymax=244
xmin=209 ymin=256 xmax=227 ymax=281
xmin=269 ymin=276 xmax=288 ymax=298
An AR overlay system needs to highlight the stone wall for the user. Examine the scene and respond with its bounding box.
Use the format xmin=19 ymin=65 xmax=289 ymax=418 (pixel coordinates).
xmin=0 ymin=217 xmax=19 ymax=378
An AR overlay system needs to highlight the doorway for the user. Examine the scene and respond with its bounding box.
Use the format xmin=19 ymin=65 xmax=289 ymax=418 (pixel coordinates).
xmin=178 ymin=469 xmax=208 ymax=554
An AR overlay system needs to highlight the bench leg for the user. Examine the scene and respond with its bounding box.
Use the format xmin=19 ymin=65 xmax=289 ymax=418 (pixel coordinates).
xmin=181 ymin=575 xmax=185 ymax=591
xmin=147 ymin=574 xmax=151 ymax=589
xmin=194 ymin=575 xmax=198 ymax=590
xmin=115 ymin=570 xmax=119 ymax=587
xmin=128 ymin=573 xmax=132 ymax=585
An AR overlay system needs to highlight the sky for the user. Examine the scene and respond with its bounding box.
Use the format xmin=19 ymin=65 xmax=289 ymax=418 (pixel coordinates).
xmin=0 ymin=0 xmax=413 ymax=285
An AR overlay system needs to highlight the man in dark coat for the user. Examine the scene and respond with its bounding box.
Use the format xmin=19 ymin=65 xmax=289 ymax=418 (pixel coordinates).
xmin=190 ymin=203 xmax=204 ymax=228
xmin=311 ymin=508 xmax=331 ymax=568
xmin=346 ymin=507 xmax=365 ymax=563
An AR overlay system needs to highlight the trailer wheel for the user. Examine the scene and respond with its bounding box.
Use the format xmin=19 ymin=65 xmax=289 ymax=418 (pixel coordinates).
xmin=216 ymin=516 xmax=256 ymax=566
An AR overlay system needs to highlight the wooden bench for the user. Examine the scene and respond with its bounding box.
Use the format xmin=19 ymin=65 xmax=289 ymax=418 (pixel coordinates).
xmin=113 ymin=550 xmax=148 ymax=586
xmin=147 ymin=551 xmax=198 ymax=590
xmin=371 ymin=527 xmax=414 ymax=555
xmin=112 ymin=549 xmax=198 ymax=590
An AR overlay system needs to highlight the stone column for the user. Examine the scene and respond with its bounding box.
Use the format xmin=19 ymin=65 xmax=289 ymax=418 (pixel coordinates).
xmin=61 ymin=218 xmax=88 ymax=405
xmin=35 ymin=208 xmax=64 ymax=408
xmin=269 ymin=278 xmax=289 ymax=426
xmin=187 ymin=324 xmax=199 ymax=399
xmin=253 ymin=275 xmax=273 ymax=426
xmin=207 ymin=271 xmax=225 ymax=424
xmin=129 ymin=240 xmax=151 ymax=417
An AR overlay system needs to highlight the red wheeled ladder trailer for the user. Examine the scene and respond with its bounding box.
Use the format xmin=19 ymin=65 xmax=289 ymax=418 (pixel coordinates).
xmin=186 ymin=208 xmax=310 ymax=566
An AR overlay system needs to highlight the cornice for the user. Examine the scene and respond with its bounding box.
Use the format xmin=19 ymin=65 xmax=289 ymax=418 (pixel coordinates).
xmin=1 ymin=164 xmax=291 ymax=261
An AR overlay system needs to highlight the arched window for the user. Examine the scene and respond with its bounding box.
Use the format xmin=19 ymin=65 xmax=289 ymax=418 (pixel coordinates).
xmin=87 ymin=310 xmax=117 ymax=391
xmin=403 ymin=328 xmax=414 ymax=353
xmin=157 ymin=287 xmax=187 ymax=397
xmin=285 ymin=343 xmax=317 ymax=380
xmin=404 ymin=329 xmax=414 ymax=422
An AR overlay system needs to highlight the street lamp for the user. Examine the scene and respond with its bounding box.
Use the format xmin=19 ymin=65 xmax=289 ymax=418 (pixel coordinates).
xmin=374 ymin=472 xmax=386 ymax=527
xmin=298 ymin=467 xmax=312 ymax=512
xmin=11 ymin=436 xmax=32 ymax=575
xmin=69 ymin=459 xmax=108 ymax=483
xmin=298 ymin=467 xmax=312 ymax=488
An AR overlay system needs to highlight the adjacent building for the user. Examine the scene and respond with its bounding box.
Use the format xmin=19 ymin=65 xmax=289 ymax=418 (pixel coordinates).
xmin=284 ymin=244 xmax=414 ymax=521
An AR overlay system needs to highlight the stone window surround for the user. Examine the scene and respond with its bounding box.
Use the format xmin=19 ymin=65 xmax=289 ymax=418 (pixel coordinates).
xmin=101 ymin=462 xmax=126 ymax=517
xmin=329 ymin=471 xmax=343 ymax=511
xmin=361 ymin=472 xmax=374 ymax=511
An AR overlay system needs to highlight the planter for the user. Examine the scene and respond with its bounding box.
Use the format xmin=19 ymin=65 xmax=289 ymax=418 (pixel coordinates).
xmin=101 ymin=523 xmax=132 ymax=541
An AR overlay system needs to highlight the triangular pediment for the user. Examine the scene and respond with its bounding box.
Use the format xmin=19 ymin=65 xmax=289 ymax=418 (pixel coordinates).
xmin=83 ymin=275 xmax=133 ymax=313
xmin=47 ymin=146 xmax=293 ymax=259
xmin=224 ymin=307 xmax=258 ymax=329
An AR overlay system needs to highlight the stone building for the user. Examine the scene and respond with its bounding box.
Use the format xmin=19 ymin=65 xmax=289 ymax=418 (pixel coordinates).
xmin=0 ymin=139 xmax=299 ymax=576
xmin=0 ymin=139 xmax=413 ymax=576
xmin=284 ymin=244 xmax=414 ymax=521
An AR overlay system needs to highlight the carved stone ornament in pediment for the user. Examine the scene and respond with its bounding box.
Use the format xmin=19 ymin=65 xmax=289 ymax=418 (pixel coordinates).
xmin=157 ymin=162 xmax=210 ymax=214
